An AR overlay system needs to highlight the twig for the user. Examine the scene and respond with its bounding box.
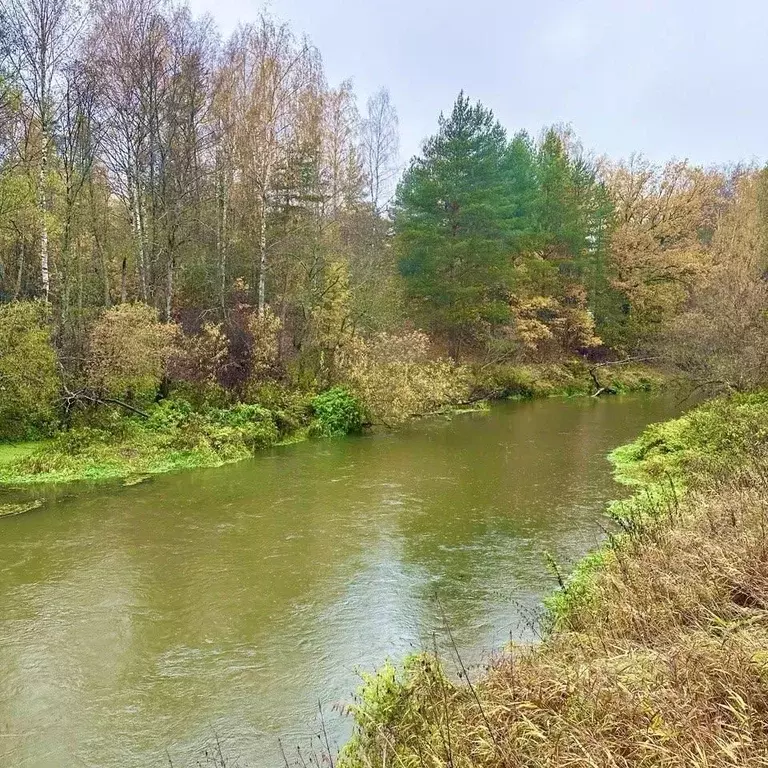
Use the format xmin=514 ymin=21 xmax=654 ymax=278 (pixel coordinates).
xmin=317 ymin=701 xmax=335 ymax=768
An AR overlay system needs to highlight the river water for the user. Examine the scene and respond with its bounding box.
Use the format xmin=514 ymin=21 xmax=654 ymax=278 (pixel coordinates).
xmin=0 ymin=395 xmax=681 ymax=767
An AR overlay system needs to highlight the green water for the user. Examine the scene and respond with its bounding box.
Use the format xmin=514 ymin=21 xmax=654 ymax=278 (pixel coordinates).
xmin=0 ymin=395 xmax=681 ymax=767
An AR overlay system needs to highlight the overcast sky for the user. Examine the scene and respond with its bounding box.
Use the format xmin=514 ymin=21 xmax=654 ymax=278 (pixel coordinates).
xmin=187 ymin=0 xmax=768 ymax=169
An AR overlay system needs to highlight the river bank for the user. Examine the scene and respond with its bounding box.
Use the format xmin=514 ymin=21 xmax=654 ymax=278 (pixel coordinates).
xmin=0 ymin=361 xmax=661 ymax=488
xmin=339 ymin=391 xmax=768 ymax=768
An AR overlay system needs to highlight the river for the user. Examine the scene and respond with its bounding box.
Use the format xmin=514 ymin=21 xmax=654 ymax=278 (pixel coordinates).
xmin=0 ymin=394 xmax=681 ymax=767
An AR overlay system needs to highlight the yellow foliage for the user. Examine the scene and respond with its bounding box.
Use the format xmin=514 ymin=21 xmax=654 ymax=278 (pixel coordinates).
xmin=604 ymin=156 xmax=719 ymax=331
xmin=511 ymin=292 xmax=601 ymax=360
xmin=663 ymin=171 xmax=768 ymax=390
xmin=309 ymin=258 xmax=353 ymax=353
xmin=335 ymin=331 xmax=470 ymax=426
xmin=86 ymin=303 xmax=178 ymax=402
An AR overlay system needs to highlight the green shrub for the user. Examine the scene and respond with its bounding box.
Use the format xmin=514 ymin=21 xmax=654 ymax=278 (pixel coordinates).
xmin=471 ymin=364 xmax=538 ymax=399
xmin=470 ymin=363 xmax=589 ymax=399
xmin=145 ymin=398 xmax=194 ymax=431
xmin=206 ymin=404 xmax=279 ymax=449
xmin=471 ymin=361 xmax=664 ymax=401
xmin=52 ymin=426 xmax=113 ymax=454
xmin=0 ymin=300 xmax=60 ymax=440
xmin=339 ymin=654 xmax=455 ymax=768
xmin=245 ymin=382 xmax=314 ymax=437
xmin=310 ymin=387 xmax=365 ymax=437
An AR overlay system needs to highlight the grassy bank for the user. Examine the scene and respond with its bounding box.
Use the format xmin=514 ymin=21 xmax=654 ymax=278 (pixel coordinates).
xmin=340 ymin=392 xmax=768 ymax=768
xmin=0 ymin=362 xmax=661 ymax=487
xmin=470 ymin=359 xmax=663 ymax=400
xmin=0 ymin=387 xmax=337 ymax=486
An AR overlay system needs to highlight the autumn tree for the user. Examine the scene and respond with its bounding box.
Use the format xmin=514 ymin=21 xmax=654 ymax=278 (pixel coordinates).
xmin=6 ymin=0 xmax=82 ymax=300
xmin=222 ymin=17 xmax=319 ymax=315
xmin=662 ymin=170 xmax=768 ymax=391
xmin=604 ymin=156 xmax=719 ymax=344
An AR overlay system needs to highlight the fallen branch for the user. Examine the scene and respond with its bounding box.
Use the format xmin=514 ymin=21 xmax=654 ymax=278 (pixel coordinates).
xmin=588 ymin=356 xmax=660 ymax=396
xmin=588 ymin=367 xmax=617 ymax=397
xmin=61 ymin=387 xmax=150 ymax=418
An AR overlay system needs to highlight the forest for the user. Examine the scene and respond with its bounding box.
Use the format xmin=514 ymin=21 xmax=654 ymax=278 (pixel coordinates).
xmin=0 ymin=0 xmax=767 ymax=477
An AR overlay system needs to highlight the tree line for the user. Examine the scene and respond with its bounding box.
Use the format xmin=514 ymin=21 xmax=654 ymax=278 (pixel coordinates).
xmin=1 ymin=0 xmax=767 ymax=440
xmin=0 ymin=0 xmax=399 ymax=362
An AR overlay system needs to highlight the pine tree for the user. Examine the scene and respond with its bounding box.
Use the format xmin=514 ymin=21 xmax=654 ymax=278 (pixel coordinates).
xmin=503 ymin=130 xmax=540 ymax=255
xmin=394 ymin=93 xmax=513 ymax=357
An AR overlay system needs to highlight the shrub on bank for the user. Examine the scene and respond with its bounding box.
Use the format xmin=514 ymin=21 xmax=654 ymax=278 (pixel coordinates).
xmin=310 ymin=387 xmax=365 ymax=437
xmin=244 ymin=381 xmax=314 ymax=438
xmin=335 ymin=332 xmax=471 ymax=426
xmin=86 ymin=303 xmax=178 ymax=404
xmin=0 ymin=300 xmax=60 ymax=440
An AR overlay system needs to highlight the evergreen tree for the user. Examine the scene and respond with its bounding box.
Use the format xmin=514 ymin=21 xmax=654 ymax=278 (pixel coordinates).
xmin=503 ymin=131 xmax=539 ymax=255
xmin=394 ymin=93 xmax=513 ymax=356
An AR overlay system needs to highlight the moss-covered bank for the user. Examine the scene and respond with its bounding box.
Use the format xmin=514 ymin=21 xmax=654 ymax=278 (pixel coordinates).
xmin=340 ymin=392 xmax=768 ymax=768
xmin=0 ymin=361 xmax=662 ymax=488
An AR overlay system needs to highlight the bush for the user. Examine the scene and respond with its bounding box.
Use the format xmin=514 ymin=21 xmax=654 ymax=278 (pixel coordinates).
xmin=86 ymin=303 xmax=178 ymax=404
xmin=145 ymin=398 xmax=195 ymax=432
xmin=51 ymin=426 xmax=114 ymax=455
xmin=153 ymin=400 xmax=279 ymax=453
xmin=0 ymin=300 xmax=60 ymax=440
xmin=245 ymin=382 xmax=314 ymax=437
xmin=335 ymin=332 xmax=470 ymax=426
xmin=248 ymin=306 xmax=282 ymax=381
xmin=310 ymin=387 xmax=365 ymax=437
xmin=340 ymin=655 xmax=454 ymax=768
xmin=167 ymin=323 xmax=229 ymax=403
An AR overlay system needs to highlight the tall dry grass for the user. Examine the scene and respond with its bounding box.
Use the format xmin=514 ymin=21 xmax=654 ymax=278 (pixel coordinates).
xmin=341 ymin=454 xmax=768 ymax=768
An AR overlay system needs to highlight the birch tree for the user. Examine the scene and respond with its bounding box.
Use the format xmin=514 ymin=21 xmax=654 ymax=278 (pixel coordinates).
xmin=360 ymin=88 xmax=399 ymax=214
xmin=223 ymin=16 xmax=318 ymax=315
xmin=6 ymin=0 xmax=81 ymax=299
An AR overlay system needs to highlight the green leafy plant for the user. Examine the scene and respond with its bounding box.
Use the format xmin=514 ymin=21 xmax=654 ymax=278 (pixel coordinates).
xmin=310 ymin=387 xmax=366 ymax=437
xmin=0 ymin=300 xmax=60 ymax=440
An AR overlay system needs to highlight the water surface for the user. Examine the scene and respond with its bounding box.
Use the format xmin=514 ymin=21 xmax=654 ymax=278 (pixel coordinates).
xmin=0 ymin=395 xmax=680 ymax=767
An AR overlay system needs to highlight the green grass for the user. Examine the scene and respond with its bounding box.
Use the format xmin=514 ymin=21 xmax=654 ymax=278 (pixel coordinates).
xmin=0 ymin=442 xmax=41 ymax=466
xmin=0 ymin=400 xmax=295 ymax=486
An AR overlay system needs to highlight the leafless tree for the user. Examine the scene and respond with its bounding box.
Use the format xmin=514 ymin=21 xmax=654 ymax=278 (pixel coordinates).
xmin=359 ymin=87 xmax=399 ymax=214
